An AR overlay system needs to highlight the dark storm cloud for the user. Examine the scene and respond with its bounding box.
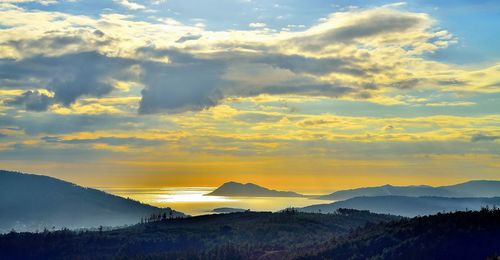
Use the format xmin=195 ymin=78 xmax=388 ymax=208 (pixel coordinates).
xmin=298 ymin=119 xmax=336 ymax=127
xmin=0 ymin=113 xmax=152 ymax=135
xmin=1 ymin=47 xmax=230 ymax=115
xmin=41 ymin=136 xmax=166 ymax=147
xmin=4 ymin=35 xmax=85 ymax=52
xmin=292 ymin=11 xmax=426 ymax=51
xmin=389 ymin=79 xmax=421 ymax=89
xmin=0 ymin=48 xmax=364 ymax=115
xmin=137 ymin=49 xmax=227 ymax=114
xmin=0 ymin=142 xmax=114 ymax=161
xmin=136 ymin=48 xmax=376 ymax=113
xmin=135 ymin=43 xmax=393 ymax=113
xmin=47 ymin=53 xmax=122 ymax=106
xmin=2 ymin=32 xmax=110 ymax=54
xmin=254 ymin=54 xmax=364 ymax=76
xmin=247 ymin=84 xmax=355 ymax=97
xmin=436 ymin=79 xmax=468 ymax=86
xmin=4 ymin=90 xmax=53 ymax=111
xmin=1 ymin=43 xmax=380 ymax=115
xmin=0 ymin=52 xmax=135 ymax=106
xmin=324 ymin=14 xmax=422 ymax=41
xmin=135 ymin=47 xmax=202 ymax=64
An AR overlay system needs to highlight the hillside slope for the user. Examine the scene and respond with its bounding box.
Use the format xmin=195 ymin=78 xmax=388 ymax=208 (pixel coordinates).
xmin=296 ymin=208 xmax=500 ymax=260
xmin=0 ymin=209 xmax=398 ymax=259
xmin=0 ymin=170 xmax=184 ymax=232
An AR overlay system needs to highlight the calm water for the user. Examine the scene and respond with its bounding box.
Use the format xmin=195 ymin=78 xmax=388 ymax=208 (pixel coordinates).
xmin=104 ymin=187 xmax=331 ymax=216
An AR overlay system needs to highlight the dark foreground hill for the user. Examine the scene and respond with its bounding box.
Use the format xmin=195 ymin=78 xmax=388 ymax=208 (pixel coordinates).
xmin=318 ymin=180 xmax=500 ymax=200
xmin=295 ymin=208 xmax=500 ymax=260
xmin=300 ymin=196 xmax=500 ymax=217
xmin=207 ymin=181 xmax=303 ymax=197
xmin=0 ymin=170 xmax=184 ymax=233
xmin=0 ymin=209 xmax=398 ymax=259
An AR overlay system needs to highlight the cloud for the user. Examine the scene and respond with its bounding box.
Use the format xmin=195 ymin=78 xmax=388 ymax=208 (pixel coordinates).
xmin=175 ymin=34 xmax=202 ymax=43
xmin=4 ymin=90 xmax=53 ymax=111
xmin=41 ymin=136 xmax=165 ymax=147
xmin=288 ymin=8 xmax=432 ymax=52
xmin=114 ymin=0 xmax=145 ymax=10
xmin=0 ymin=5 xmax=496 ymax=116
xmin=297 ymin=119 xmax=336 ymax=128
xmin=471 ymin=134 xmax=499 ymax=142
xmin=137 ymin=49 xmax=226 ymax=114
xmin=0 ymin=52 xmax=135 ymax=107
xmin=0 ymin=113 xmax=152 ymax=135
xmin=233 ymin=112 xmax=282 ymax=123
xmin=249 ymin=22 xmax=266 ymax=28
xmin=0 ymin=29 xmax=111 ymax=59
xmin=253 ymin=54 xmax=365 ymax=76
xmin=2 ymin=0 xmax=57 ymax=5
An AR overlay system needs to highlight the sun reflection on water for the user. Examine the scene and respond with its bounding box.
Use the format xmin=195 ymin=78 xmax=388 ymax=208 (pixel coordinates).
xmin=155 ymin=189 xmax=236 ymax=203
xmin=104 ymin=187 xmax=329 ymax=216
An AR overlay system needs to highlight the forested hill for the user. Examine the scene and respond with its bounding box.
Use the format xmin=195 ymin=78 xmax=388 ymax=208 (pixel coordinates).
xmin=0 ymin=170 xmax=184 ymax=233
xmin=0 ymin=209 xmax=398 ymax=259
xmin=295 ymin=208 xmax=500 ymax=260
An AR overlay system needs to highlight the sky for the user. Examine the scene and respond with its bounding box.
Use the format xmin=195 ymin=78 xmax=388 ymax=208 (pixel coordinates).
xmin=0 ymin=0 xmax=499 ymax=192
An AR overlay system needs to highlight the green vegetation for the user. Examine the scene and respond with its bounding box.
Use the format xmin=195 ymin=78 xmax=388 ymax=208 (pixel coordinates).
xmin=0 ymin=209 xmax=397 ymax=259
xmin=1 ymin=208 xmax=499 ymax=259
xmin=295 ymin=207 xmax=500 ymax=260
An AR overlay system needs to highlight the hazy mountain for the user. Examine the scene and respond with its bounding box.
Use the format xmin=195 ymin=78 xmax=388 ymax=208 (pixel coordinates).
xmin=300 ymin=196 xmax=500 ymax=217
xmin=0 ymin=209 xmax=399 ymax=259
xmin=318 ymin=180 xmax=500 ymax=200
xmin=444 ymin=180 xmax=500 ymax=197
xmin=0 ymin=170 xmax=184 ymax=233
xmin=207 ymin=181 xmax=303 ymax=197
xmin=212 ymin=207 xmax=248 ymax=213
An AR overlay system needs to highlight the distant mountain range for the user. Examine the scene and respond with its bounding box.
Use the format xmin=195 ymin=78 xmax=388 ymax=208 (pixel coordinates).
xmin=207 ymin=181 xmax=303 ymax=197
xmin=3 ymin=170 xmax=500 ymax=233
xmin=0 ymin=170 xmax=184 ymax=233
xmin=317 ymin=180 xmax=500 ymax=200
xmin=300 ymin=196 xmax=500 ymax=217
xmin=208 ymin=180 xmax=500 ymax=200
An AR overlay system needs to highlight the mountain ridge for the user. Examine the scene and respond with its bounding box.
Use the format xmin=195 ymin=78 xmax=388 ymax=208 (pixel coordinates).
xmin=317 ymin=180 xmax=500 ymax=200
xmin=0 ymin=170 xmax=184 ymax=233
xmin=300 ymin=195 xmax=500 ymax=217
xmin=207 ymin=181 xmax=304 ymax=197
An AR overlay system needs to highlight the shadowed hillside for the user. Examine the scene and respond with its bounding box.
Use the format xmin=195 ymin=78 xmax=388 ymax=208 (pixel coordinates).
xmin=295 ymin=208 xmax=500 ymax=260
xmin=0 ymin=170 xmax=184 ymax=233
xmin=0 ymin=209 xmax=398 ymax=259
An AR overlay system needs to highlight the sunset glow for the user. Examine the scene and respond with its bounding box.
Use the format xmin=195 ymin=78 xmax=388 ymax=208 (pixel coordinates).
xmin=0 ymin=0 xmax=498 ymax=193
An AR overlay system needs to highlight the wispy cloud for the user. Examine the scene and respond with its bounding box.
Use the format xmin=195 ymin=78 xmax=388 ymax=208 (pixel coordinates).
xmin=114 ymin=0 xmax=145 ymax=10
